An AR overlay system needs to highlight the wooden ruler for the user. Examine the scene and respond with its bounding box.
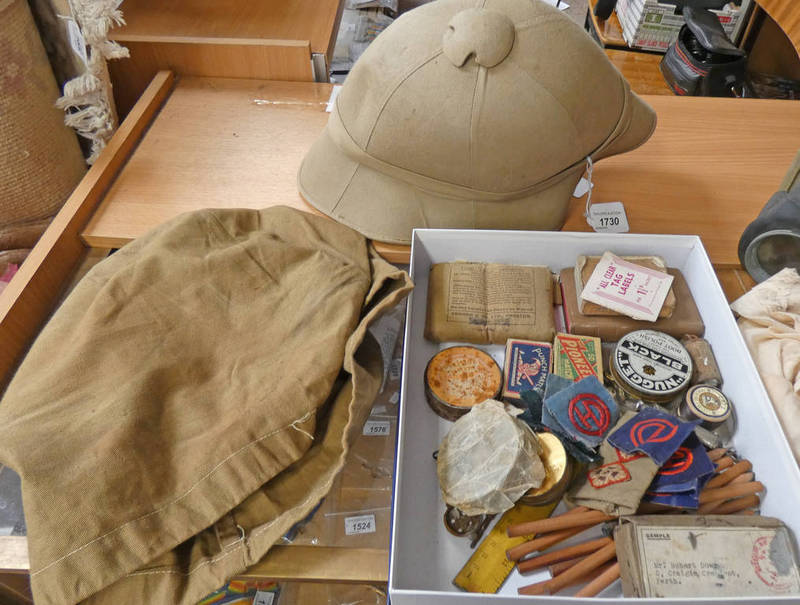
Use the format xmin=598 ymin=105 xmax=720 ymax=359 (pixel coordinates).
xmin=453 ymin=501 xmax=558 ymax=593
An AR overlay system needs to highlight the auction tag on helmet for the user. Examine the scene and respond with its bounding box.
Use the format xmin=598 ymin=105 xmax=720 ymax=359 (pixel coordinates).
xmin=344 ymin=514 xmax=376 ymax=535
xmin=588 ymin=201 xmax=629 ymax=233
xmin=572 ymin=177 xmax=593 ymax=198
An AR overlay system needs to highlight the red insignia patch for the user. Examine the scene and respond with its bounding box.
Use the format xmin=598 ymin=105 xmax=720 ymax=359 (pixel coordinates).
xmin=658 ymin=446 xmax=694 ymax=476
xmin=568 ymin=393 xmax=611 ymax=436
xmin=629 ymin=418 xmax=678 ymax=448
xmin=588 ymin=461 xmax=631 ymax=488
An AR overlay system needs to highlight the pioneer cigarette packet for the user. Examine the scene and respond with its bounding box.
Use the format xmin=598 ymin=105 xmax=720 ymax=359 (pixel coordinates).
xmin=552 ymin=333 xmax=602 ymax=381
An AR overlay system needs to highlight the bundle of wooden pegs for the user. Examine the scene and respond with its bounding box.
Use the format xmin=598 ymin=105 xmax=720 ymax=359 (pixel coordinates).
xmin=641 ymin=449 xmax=763 ymax=515
xmin=505 ymin=449 xmax=764 ymax=597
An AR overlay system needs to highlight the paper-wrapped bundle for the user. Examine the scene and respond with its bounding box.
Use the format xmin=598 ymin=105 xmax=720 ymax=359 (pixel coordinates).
xmin=437 ymin=400 xmax=545 ymax=515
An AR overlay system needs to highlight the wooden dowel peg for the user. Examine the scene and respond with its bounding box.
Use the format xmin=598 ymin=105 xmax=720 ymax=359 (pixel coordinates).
xmin=699 ymin=481 xmax=764 ymax=505
xmin=508 ymin=510 xmax=613 ymax=538
xmin=549 ymin=555 xmax=588 ymax=577
xmin=575 ymin=561 xmax=621 ymax=597
xmin=713 ymin=494 xmax=760 ymax=514
xmin=518 ymin=541 xmax=617 ymax=596
xmin=507 ymin=523 xmax=595 ymax=561
xmin=705 ymin=460 xmax=752 ymax=489
xmin=517 ymin=537 xmax=612 ymax=574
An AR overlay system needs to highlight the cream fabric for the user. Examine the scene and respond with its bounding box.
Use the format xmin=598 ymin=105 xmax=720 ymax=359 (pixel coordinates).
xmin=731 ymin=268 xmax=800 ymax=464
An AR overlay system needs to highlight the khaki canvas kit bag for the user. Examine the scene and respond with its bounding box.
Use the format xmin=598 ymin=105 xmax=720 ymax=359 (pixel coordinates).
xmin=0 ymin=206 xmax=412 ymax=604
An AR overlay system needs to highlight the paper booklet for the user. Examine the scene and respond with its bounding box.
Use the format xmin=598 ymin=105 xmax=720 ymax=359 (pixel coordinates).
xmin=579 ymin=251 xmax=674 ymax=322
xmin=576 ymin=254 xmax=675 ymax=318
xmin=424 ymin=262 xmax=555 ymax=345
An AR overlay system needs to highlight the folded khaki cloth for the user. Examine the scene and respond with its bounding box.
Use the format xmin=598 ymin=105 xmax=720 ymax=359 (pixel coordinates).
xmin=731 ymin=268 xmax=800 ymax=465
xmin=0 ymin=206 xmax=412 ymax=604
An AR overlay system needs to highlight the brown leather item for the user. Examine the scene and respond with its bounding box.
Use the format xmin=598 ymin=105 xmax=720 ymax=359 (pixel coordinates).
xmin=560 ymin=267 xmax=705 ymax=341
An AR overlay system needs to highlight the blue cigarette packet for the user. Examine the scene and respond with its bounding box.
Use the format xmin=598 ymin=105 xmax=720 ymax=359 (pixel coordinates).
xmin=503 ymin=339 xmax=552 ymax=401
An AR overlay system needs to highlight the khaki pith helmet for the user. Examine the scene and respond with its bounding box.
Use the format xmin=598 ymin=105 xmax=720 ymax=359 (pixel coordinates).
xmin=299 ymin=0 xmax=656 ymax=245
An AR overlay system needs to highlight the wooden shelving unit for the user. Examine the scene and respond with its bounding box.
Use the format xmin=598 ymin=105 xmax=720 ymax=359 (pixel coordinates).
xmin=585 ymin=0 xmax=627 ymax=48
xmin=108 ymin=0 xmax=344 ymax=116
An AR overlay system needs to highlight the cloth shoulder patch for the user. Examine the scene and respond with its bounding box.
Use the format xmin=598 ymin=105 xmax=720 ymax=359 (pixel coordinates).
xmin=542 ymin=375 xmax=619 ymax=448
xmin=544 ymin=373 xmax=573 ymax=400
xmin=588 ymin=461 xmax=630 ymax=488
xmin=643 ymin=434 xmax=715 ymax=509
xmin=607 ymin=407 xmax=697 ymax=466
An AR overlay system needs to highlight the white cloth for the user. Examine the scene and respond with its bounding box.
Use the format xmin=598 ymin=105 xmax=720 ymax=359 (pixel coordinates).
xmin=731 ymin=268 xmax=800 ymax=464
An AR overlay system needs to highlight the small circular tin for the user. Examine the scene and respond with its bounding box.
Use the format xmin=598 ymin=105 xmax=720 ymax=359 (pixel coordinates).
xmin=518 ymin=432 xmax=572 ymax=507
xmin=443 ymin=505 xmax=484 ymax=537
xmin=424 ymin=346 xmax=502 ymax=421
xmin=679 ymin=384 xmax=732 ymax=428
xmin=611 ymin=330 xmax=693 ymax=404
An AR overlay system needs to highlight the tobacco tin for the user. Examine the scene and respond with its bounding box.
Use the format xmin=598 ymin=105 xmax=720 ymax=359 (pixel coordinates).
xmin=679 ymin=384 xmax=732 ymax=428
xmin=424 ymin=346 xmax=502 ymax=421
xmin=612 ymin=330 xmax=692 ymax=404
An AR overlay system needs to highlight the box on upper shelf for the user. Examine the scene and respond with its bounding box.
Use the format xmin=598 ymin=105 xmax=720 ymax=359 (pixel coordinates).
xmin=615 ymin=0 xmax=741 ymax=52
xmin=390 ymin=229 xmax=800 ymax=604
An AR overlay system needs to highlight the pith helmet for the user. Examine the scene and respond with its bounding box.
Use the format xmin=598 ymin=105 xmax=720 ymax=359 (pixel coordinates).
xmin=299 ymin=0 xmax=656 ymax=245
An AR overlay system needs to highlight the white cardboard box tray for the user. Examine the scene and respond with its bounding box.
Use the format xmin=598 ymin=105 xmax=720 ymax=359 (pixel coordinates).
xmin=389 ymin=229 xmax=800 ymax=604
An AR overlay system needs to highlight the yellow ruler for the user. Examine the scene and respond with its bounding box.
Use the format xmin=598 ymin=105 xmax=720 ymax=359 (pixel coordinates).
xmin=452 ymin=501 xmax=558 ymax=593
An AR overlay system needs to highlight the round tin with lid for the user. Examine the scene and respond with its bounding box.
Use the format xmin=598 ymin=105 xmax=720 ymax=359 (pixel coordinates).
xmin=611 ymin=330 xmax=693 ymax=404
xmin=443 ymin=505 xmax=484 ymax=537
xmin=518 ymin=432 xmax=572 ymax=506
xmin=424 ymin=346 xmax=503 ymax=421
xmin=679 ymin=384 xmax=732 ymax=428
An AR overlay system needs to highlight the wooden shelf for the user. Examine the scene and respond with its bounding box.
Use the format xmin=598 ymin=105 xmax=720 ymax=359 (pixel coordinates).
xmin=83 ymin=75 xmax=800 ymax=268
xmin=83 ymin=76 xmax=336 ymax=248
xmin=604 ymin=48 xmax=671 ymax=95
xmin=586 ymin=0 xmax=627 ymax=48
xmin=111 ymin=0 xmax=342 ymax=56
xmin=108 ymin=0 xmax=344 ymax=116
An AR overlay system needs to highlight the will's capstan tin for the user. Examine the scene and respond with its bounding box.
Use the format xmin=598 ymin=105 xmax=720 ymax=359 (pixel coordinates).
xmin=611 ymin=330 xmax=693 ymax=404
xmin=424 ymin=346 xmax=502 ymax=421
xmin=679 ymin=385 xmax=732 ymax=429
